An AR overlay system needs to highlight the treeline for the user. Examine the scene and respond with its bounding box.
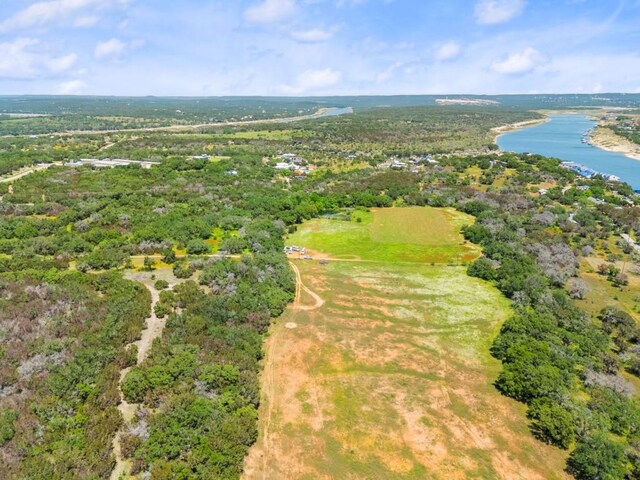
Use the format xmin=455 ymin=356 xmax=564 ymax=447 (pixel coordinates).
xmin=3 ymin=104 xmax=640 ymax=479
xmin=119 ymin=253 xmax=294 ymax=478
xmin=322 ymin=153 xmax=640 ymax=478
xmin=465 ymin=208 xmax=640 ymax=478
xmin=0 ymin=271 xmax=149 ymax=479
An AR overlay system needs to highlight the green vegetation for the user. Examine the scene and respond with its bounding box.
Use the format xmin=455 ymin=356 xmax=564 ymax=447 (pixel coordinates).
xmin=2 ymin=98 xmax=640 ymax=478
xmin=248 ymin=209 xmax=568 ymax=479
xmin=0 ymin=271 xmax=149 ymax=479
xmin=288 ymin=206 xmax=478 ymax=263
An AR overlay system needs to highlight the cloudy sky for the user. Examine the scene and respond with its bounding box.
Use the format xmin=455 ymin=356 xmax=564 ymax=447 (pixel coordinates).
xmin=0 ymin=0 xmax=638 ymax=96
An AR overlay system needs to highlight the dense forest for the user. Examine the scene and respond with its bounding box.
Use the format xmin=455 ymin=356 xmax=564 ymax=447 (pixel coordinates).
xmin=2 ymin=102 xmax=640 ymax=478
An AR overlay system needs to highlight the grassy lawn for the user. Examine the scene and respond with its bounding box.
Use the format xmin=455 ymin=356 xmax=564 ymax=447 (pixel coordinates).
xmin=287 ymin=206 xmax=479 ymax=264
xmin=244 ymin=207 xmax=568 ymax=480
xmin=211 ymin=129 xmax=303 ymax=141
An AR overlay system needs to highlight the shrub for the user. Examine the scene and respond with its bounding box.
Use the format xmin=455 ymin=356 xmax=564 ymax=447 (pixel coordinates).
xmin=527 ymin=398 xmax=575 ymax=449
xmin=173 ymin=262 xmax=194 ymax=279
xmin=220 ymin=236 xmax=247 ymax=254
xmin=186 ymin=239 xmax=210 ymax=255
xmin=154 ymin=303 xmax=171 ymax=319
xmin=161 ymin=249 xmax=177 ymax=264
xmin=154 ymin=279 xmax=169 ymax=290
xmin=0 ymin=409 xmax=17 ymax=446
xmin=467 ymin=257 xmax=496 ymax=281
xmin=122 ymin=368 xmax=151 ymax=403
xmin=568 ymin=434 xmax=629 ymax=480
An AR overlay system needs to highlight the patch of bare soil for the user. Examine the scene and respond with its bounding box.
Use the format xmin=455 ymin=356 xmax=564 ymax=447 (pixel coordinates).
xmin=243 ymin=261 xmax=569 ymax=479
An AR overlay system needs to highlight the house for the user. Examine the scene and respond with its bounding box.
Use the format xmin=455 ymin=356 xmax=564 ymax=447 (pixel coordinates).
xmin=279 ymin=153 xmax=306 ymax=165
xmin=275 ymin=162 xmax=295 ymax=170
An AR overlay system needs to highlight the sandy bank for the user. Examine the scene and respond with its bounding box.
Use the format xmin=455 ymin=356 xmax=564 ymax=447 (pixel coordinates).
xmin=492 ymin=117 xmax=549 ymax=143
xmin=589 ymin=126 xmax=640 ymax=161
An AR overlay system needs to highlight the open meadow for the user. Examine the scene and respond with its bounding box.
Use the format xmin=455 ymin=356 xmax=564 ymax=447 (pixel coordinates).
xmin=243 ymin=207 xmax=568 ymax=480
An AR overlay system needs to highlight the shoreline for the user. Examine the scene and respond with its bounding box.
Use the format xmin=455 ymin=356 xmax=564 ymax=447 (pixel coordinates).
xmin=492 ymin=116 xmax=549 ymax=144
xmin=588 ymin=125 xmax=640 ymax=162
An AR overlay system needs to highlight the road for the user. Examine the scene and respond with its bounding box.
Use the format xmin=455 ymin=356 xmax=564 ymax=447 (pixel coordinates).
xmin=621 ymin=233 xmax=640 ymax=254
xmin=0 ymin=163 xmax=55 ymax=183
xmin=8 ymin=107 xmax=351 ymax=138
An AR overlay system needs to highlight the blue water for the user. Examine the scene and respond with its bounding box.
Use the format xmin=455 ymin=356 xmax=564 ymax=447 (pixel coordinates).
xmin=497 ymin=114 xmax=640 ymax=189
xmin=318 ymin=107 xmax=354 ymax=117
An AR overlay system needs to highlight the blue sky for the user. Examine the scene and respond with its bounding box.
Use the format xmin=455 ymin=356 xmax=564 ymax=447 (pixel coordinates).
xmin=0 ymin=0 xmax=638 ymax=96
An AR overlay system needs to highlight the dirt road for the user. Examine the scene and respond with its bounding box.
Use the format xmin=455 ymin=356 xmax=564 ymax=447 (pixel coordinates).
xmin=110 ymin=282 xmax=162 ymax=480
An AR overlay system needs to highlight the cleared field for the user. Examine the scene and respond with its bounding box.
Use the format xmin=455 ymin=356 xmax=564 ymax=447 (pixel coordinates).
xmin=289 ymin=207 xmax=479 ymax=264
xmin=244 ymin=207 xmax=568 ymax=480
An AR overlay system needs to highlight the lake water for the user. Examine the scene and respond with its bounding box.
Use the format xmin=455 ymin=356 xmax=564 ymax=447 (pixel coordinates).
xmin=318 ymin=107 xmax=354 ymax=117
xmin=497 ymin=114 xmax=640 ymax=189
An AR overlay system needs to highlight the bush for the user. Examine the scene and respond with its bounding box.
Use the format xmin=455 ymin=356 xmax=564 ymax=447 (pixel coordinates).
xmin=467 ymin=257 xmax=496 ymax=281
xmin=122 ymin=368 xmax=150 ymax=403
xmin=198 ymin=364 xmax=240 ymax=392
xmin=0 ymin=409 xmax=17 ymax=446
xmin=123 ymin=344 xmax=138 ymax=369
xmin=527 ymin=398 xmax=575 ymax=449
xmin=154 ymin=302 xmax=171 ymax=319
xmin=220 ymin=236 xmax=247 ymax=254
xmin=186 ymin=239 xmax=210 ymax=255
xmin=173 ymin=262 xmax=194 ymax=279
xmin=154 ymin=279 xmax=169 ymax=290
xmin=568 ymin=434 xmax=629 ymax=480
xmin=161 ymin=249 xmax=177 ymax=264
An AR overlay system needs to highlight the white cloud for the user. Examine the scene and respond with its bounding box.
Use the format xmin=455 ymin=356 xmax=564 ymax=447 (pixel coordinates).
xmin=475 ymin=0 xmax=526 ymax=25
xmin=74 ymin=15 xmax=99 ymax=27
xmin=56 ymin=79 xmax=87 ymax=94
xmin=244 ymin=0 xmax=297 ymax=24
xmin=47 ymin=53 xmax=78 ymax=72
xmin=291 ymin=28 xmax=335 ymax=43
xmin=0 ymin=0 xmax=130 ymax=32
xmin=376 ymin=61 xmax=404 ymax=83
xmin=434 ymin=41 xmax=461 ymax=61
xmin=95 ymin=38 xmax=127 ymax=59
xmin=0 ymin=37 xmax=76 ymax=79
xmin=282 ymin=68 xmax=342 ymax=94
xmin=297 ymin=68 xmax=342 ymax=88
xmin=492 ymin=47 xmax=545 ymax=74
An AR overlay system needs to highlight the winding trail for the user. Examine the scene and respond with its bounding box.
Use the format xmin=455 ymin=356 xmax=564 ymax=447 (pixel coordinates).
xmin=289 ymin=261 xmax=324 ymax=311
xmin=110 ymin=282 xmax=162 ymax=480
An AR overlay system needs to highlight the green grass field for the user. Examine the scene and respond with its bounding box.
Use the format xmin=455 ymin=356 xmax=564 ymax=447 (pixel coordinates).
xmin=287 ymin=207 xmax=479 ymax=264
xmin=244 ymin=207 xmax=569 ymax=480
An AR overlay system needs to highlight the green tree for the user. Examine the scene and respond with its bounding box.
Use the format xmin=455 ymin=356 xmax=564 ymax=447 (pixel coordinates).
xmin=568 ymin=434 xmax=629 ymax=480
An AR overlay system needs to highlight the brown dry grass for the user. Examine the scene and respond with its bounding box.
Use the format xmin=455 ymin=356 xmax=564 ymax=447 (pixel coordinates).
xmin=243 ymin=259 xmax=569 ymax=480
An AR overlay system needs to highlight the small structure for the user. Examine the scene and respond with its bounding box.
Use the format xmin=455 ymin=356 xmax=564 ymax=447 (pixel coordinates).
xmin=70 ymin=158 xmax=160 ymax=169
xmin=275 ymin=162 xmax=295 ymax=170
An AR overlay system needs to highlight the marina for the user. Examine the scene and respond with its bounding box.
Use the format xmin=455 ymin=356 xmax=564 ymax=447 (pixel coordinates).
xmin=498 ymin=114 xmax=640 ymax=189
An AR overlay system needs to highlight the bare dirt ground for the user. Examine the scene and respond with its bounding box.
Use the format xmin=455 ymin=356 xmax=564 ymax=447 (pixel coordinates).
xmin=0 ymin=163 xmax=54 ymax=184
xmin=590 ymin=126 xmax=640 ymax=161
xmin=243 ymin=260 xmax=569 ymax=480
